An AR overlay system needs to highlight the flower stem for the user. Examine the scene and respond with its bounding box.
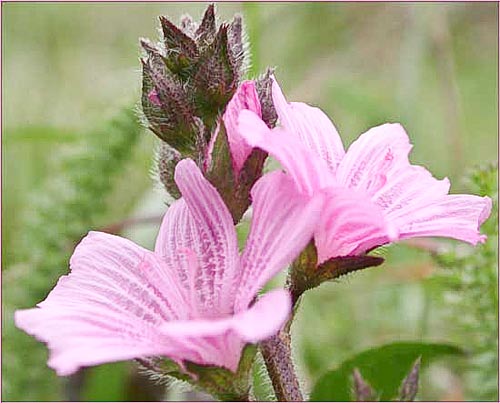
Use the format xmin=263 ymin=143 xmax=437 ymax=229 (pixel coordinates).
xmin=260 ymin=326 xmax=303 ymax=401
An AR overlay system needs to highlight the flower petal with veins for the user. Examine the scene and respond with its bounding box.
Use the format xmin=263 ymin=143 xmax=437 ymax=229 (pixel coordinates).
xmin=236 ymin=171 xmax=324 ymax=309
xmin=16 ymin=158 xmax=316 ymax=376
xmin=245 ymin=75 xmax=492 ymax=262
xmin=271 ymin=77 xmax=345 ymax=173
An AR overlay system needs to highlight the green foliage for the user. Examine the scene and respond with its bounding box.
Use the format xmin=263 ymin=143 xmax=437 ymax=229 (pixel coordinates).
xmin=82 ymin=362 xmax=129 ymax=401
xmin=2 ymin=126 xmax=77 ymax=268
xmin=2 ymin=108 xmax=147 ymax=401
xmin=310 ymin=342 xmax=464 ymax=401
xmin=433 ymin=163 xmax=498 ymax=401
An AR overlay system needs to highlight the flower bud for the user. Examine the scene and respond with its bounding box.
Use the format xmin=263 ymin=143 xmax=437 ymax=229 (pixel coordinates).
xmin=398 ymin=357 xmax=421 ymax=401
xmin=140 ymin=4 xmax=250 ymax=202
xmin=352 ymin=369 xmax=377 ymax=401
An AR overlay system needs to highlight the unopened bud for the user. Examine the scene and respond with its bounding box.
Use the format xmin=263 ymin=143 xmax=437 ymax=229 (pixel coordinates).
xmin=141 ymin=56 xmax=197 ymax=154
xmin=398 ymin=357 xmax=421 ymax=401
xmin=140 ymin=4 xmax=261 ymax=207
xmin=160 ymin=15 xmax=198 ymax=77
xmin=352 ymin=369 xmax=377 ymax=401
xmin=195 ymin=4 xmax=217 ymax=49
xmin=192 ymin=25 xmax=237 ymax=120
xmin=255 ymin=68 xmax=278 ymax=128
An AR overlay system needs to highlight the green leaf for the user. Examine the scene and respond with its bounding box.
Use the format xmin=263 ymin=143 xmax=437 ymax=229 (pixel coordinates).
xmin=309 ymin=342 xmax=464 ymax=401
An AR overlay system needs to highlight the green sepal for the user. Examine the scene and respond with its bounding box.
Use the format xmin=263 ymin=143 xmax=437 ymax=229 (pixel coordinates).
xmin=156 ymin=344 xmax=257 ymax=401
xmin=193 ymin=25 xmax=237 ymax=124
xmin=289 ymin=242 xmax=384 ymax=305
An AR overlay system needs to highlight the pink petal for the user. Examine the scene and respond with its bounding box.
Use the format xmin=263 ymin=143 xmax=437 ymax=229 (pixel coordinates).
xmin=315 ymin=187 xmax=394 ymax=262
xmin=337 ymin=123 xmax=413 ymax=194
xmin=395 ymin=194 xmax=492 ymax=245
xmin=160 ymin=289 xmax=292 ymax=371
xmin=235 ymin=171 xmax=324 ymax=310
xmin=172 ymin=159 xmax=240 ymax=316
xmin=15 ymin=232 xmax=191 ymax=376
xmin=372 ymin=164 xmax=451 ymax=216
xmin=223 ymin=81 xmax=262 ymax=174
xmin=238 ymin=109 xmax=334 ymax=196
xmin=148 ymin=89 xmax=161 ymax=106
xmin=67 ymin=232 xmax=188 ymax=319
xmin=154 ymin=199 xmax=212 ymax=317
xmin=271 ymin=77 xmax=345 ymax=173
xmin=231 ymin=289 xmax=291 ymax=342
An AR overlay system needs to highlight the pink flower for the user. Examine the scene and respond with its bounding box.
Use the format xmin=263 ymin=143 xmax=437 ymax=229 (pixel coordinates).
xmin=222 ymin=80 xmax=262 ymax=176
xmin=203 ymin=80 xmax=262 ymax=177
xmin=238 ymin=77 xmax=492 ymax=264
xmin=15 ymin=159 xmax=323 ymax=376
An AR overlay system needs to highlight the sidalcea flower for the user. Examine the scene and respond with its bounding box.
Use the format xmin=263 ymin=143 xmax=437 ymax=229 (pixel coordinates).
xmin=15 ymin=159 xmax=323 ymax=379
xmin=238 ymin=76 xmax=492 ymax=265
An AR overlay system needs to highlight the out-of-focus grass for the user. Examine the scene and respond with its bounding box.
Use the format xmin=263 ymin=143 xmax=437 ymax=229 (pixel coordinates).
xmin=2 ymin=2 xmax=497 ymax=401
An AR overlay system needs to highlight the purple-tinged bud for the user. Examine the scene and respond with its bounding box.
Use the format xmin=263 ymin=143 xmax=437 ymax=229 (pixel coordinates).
xmin=227 ymin=15 xmax=246 ymax=76
xmin=195 ymin=4 xmax=216 ymax=50
xmin=141 ymin=56 xmax=197 ymax=154
xmin=192 ymin=25 xmax=237 ymax=121
xmin=255 ymin=68 xmax=278 ymax=128
xmin=140 ymin=4 xmax=257 ymax=205
xmin=398 ymin=357 xmax=421 ymax=401
xmin=159 ymin=15 xmax=198 ymax=77
xmin=352 ymin=369 xmax=377 ymax=402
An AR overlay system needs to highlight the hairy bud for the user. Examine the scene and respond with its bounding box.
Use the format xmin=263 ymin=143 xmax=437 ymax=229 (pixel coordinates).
xmin=141 ymin=4 xmax=252 ymax=201
xmin=141 ymin=55 xmax=197 ymax=153
xmin=195 ymin=4 xmax=217 ymax=49
xmin=192 ymin=25 xmax=237 ymax=121
xmin=255 ymin=68 xmax=278 ymax=128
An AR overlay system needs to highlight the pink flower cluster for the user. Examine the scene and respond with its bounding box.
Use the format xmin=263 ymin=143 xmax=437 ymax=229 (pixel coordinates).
xmin=16 ymin=76 xmax=491 ymax=376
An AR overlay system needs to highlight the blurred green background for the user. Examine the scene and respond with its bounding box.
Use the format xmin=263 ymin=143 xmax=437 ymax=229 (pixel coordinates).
xmin=2 ymin=2 xmax=498 ymax=401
